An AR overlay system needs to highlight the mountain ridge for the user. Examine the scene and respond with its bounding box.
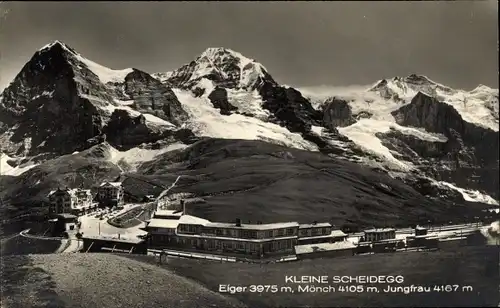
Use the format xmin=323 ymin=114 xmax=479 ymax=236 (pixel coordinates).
xmin=0 ymin=40 xmax=498 ymax=232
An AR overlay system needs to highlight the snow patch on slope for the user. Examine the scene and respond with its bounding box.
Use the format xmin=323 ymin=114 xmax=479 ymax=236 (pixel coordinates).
xmin=436 ymin=181 xmax=499 ymax=205
xmin=79 ymin=95 xmax=175 ymax=129
xmin=142 ymin=114 xmax=176 ymax=127
xmin=107 ymin=143 xmax=187 ymax=171
xmin=0 ymin=153 xmax=38 ymax=176
xmin=337 ymin=120 xmax=414 ymax=171
xmin=173 ymin=89 xmax=318 ymax=151
xmin=74 ymin=53 xmax=134 ymax=84
xmin=299 ymin=85 xmax=447 ymax=171
xmin=194 ymin=78 xmax=216 ymax=95
xmin=436 ymin=88 xmax=499 ymax=132
xmin=32 ymin=90 xmax=54 ymax=100
xmin=226 ymin=88 xmax=270 ymax=120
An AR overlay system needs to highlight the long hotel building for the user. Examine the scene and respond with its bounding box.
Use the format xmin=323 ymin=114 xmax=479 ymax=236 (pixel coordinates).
xmin=144 ymin=210 xmax=347 ymax=258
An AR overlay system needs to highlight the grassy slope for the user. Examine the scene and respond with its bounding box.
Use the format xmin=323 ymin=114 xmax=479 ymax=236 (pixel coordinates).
xmin=136 ymin=139 xmax=489 ymax=229
xmin=1 ymin=253 xmax=247 ymax=308
xmin=1 ymin=138 xmax=491 ymax=234
xmin=3 ymin=248 xmax=498 ymax=308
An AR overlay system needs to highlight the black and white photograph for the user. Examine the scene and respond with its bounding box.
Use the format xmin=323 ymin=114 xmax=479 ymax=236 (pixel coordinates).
xmin=0 ymin=1 xmax=498 ymax=307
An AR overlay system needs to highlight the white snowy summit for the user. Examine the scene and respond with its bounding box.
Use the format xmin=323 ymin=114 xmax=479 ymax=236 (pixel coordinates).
xmin=368 ymin=74 xmax=499 ymax=132
xmin=38 ymin=40 xmax=134 ymax=84
xmin=0 ymin=41 xmax=498 ymax=224
xmin=153 ymin=47 xmax=276 ymax=91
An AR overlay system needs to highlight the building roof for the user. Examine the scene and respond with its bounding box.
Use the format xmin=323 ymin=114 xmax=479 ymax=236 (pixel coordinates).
xmin=439 ymin=236 xmax=467 ymax=242
xmin=178 ymin=215 xmax=211 ymax=226
xmin=299 ymin=222 xmax=332 ymax=229
xmin=147 ymin=218 xmax=180 ymax=229
xmin=55 ymin=213 xmax=77 ymax=219
xmin=331 ymin=230 xmax=347 ymax=237
xmin=204 ymin=221 xmax=299 ymax=230
xmin=154 ymin=210 xmax=183 ymax=218
xmin=100 ymin=182 xmax=122 ymax=187
xmin=364 ymin=228 xmax=396 ymax=233
xmin=299 ymin=230 xmax=347 ymax=241
xmin=82 ymin=235 xmax=144 ymax=244
xmin=295 ymin=241 xmax=356 ymax=254
xmin=48 ymin=188 xmax=91 ymax=198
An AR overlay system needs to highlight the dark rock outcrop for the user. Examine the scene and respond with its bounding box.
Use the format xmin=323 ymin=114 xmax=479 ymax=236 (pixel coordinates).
xmin=321 ymin=97 xmax=356 ymax=129
xmin=389 ymin=92 xmax=499 ymax=199
xmin=0 ymin=43 xmax=107 ymax=158
xmin=123 ymin=69 xmax=189 ymax=126
xmin=258 ymin=83 xmax=322 ymax=133
xmin=0 ymin=42 xmax=193 ymax=159
xmin=103 ymin=110 xmax=166 ymax=150
xmin=207 ymin=87 xmax=238 ymax=115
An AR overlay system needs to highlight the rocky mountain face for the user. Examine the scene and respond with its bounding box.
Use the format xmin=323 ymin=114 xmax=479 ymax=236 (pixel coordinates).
xmin=317 ymin=77 xmax=499 ymax=203
xmin=154 ymin=47 xmax=277 ymax=91
xmin=388 ymin=92 xmax=498 ymax=199
xmin=0 ymin=41 xmax=498 ymax=230
xmin=0 ymin=41 xmax=191 ymax=161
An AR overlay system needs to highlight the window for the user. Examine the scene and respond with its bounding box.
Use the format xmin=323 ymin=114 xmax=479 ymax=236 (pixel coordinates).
xmin=277 ymin=229 xmax=284 ymax=237
xmin=286 ymin=228 xmax=295 ymax=236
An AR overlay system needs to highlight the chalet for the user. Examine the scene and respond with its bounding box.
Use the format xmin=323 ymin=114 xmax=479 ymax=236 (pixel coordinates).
xmin=97 ymin=182 xmax=124 ymax=207
xmin=48 ymin=188 xmax=96 ymax=216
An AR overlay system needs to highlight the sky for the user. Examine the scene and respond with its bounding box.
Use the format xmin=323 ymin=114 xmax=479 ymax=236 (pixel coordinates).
xmin=0 ymin=1 xmax=498 ymax=92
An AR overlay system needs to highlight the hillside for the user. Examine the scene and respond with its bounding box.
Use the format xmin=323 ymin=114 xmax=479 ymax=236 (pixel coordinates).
xmin=1 ymin=253 xmax=246 ymax=308
xmin=0 ymin=41 xmax=498 ymax=232
xmin=2 ymin=247 xmax=498 ymax=308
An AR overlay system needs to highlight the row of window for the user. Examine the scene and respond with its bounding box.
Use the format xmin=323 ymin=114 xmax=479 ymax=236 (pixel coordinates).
xmin=151 ymin=235 xmax=295 ymax=253
xmin=299 ymin=227 xmax=331 ymax=237
xmin=177 ymin=224 xmax=299 ymax=239
xmin=364 ymin=232 xmax=396 ymax=241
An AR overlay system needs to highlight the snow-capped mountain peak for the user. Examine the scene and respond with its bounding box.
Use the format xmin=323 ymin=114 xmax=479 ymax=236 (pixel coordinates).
xmin=36 ymin=40 xmax=134 ymax=84
xmin=470 ymin=84 xmax=497 ymax=94
xmin=370 ymin=74 xmax=456 ymax=101
xmin=38 ymin=40 xmax=78 ymax=55
xmin=154 ymin=47 xmax=276 ymax=91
